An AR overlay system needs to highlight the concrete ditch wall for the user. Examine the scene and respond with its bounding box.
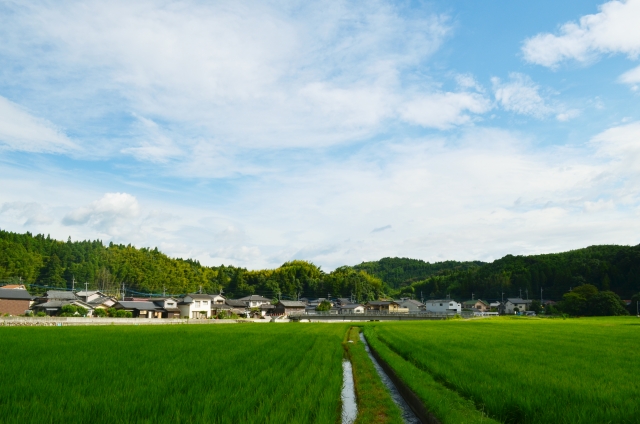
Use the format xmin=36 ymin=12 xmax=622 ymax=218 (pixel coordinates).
xmin=0 ymin=317 xmax=270 ymax=326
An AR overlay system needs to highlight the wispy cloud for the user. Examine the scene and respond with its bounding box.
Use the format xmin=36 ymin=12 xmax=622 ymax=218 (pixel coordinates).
xmin=0 ymin=96 xmax=77 ymax=153
xmin=372 ymin=225 xmax=392 ymax=233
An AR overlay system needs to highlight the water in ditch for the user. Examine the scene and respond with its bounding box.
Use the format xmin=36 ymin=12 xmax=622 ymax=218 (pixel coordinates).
xmin=341 ymin=359 xmax=358 ymax=424
xmin=359 ymin=332 xmax=422 ymax=424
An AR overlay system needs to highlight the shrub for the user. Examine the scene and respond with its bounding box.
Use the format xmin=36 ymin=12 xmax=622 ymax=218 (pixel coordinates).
xmin=94 ymin=308 xmax=107 ymax=317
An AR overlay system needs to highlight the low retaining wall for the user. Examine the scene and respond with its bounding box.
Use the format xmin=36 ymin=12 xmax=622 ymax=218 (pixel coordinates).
xmin=0 ymin=317 xmax=268 ymax=326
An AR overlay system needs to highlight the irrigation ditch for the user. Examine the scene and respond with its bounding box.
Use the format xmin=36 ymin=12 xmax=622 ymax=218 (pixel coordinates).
xmin=342 ymin=326 xmax=441 ymax=424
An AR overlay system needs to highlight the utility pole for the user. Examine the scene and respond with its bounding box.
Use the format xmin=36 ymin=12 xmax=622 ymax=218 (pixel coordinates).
xmin=72 ymin=276 xmax=76 ymax=292
xmin=122 ymin=282 xmax=125 ymax=301
xmin=85 ymin=282 xmax=88 ymax=300
xmin=472 ymin=293 xmax=474 ymax=301
xmin=519 ymin=288 xmax=522 ymax=299
xmin=163 ymin=285 xmax=166 ymax=297
xmin=421 ymin=291 xmax=424 ymax=304
xmin=525 ymin=289 xmax=528 ymax=300
xmin=501 ymin=292 xmax=504 ymax=303
xmin=199 ymin=285 xmax=202 ymax=294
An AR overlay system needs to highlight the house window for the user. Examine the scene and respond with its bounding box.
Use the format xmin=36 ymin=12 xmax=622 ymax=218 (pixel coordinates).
xmin=167 ymin=302 xmax=174 ymax=307
xmin=202 ymin=301 xmax=208 ymax=305
xmin=195 ymin=301 xmax=201 ymax=307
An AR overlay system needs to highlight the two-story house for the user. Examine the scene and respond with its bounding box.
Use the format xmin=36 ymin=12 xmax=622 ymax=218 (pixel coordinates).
xmin=424 ymin=299 xmax=461 ymax=313
xmin=178 ymin=293 xmax=213 ymax=319
xmin=238 ymin=295 xmax=272 ymax=309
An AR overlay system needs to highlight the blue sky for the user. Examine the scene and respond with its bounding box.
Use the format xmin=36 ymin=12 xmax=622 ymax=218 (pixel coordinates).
xmin=1 ymin=0 xmax=639 ymax=270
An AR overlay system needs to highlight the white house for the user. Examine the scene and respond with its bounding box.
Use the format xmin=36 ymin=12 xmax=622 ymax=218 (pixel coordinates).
xmin=178 ymin=293 xmax=213 ymax=319
xmin=210 ymin=294 xmax=226 ymax=305
xmin=424 ymin=299 xmax=461 ymax=313
xmin=238 ymin=295 xmax=271 ymax=308
xmin=339 ymin=304 xmax=365 ymax=314
xmin=504 ymin=298 xmax=532 ymax=314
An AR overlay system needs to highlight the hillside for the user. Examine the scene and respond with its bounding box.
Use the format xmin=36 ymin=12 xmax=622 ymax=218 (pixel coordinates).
xmin=0 ymin=229 xmax=387 ymax=301
xmin=353 ymin=257 xmax=486 ymax=289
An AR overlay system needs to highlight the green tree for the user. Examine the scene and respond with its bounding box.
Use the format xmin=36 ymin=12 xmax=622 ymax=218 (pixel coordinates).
xmin=316 ymin=300 xmax=331 ymax=312
xmin=587 ymin=291 xmax=629 ymax=316
xmin=529 ymin=299 xmax=542 ymax=314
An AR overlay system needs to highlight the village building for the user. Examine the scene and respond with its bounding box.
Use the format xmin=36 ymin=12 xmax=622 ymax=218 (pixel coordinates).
xmin=238 ymin=295 xmax=272 ymax=308
xmin=150 ymin=298 xmax=181 ymax=318
xmin=114 ymin=301 xmax=163 ymax=318
xmin=424 ymin=299 xmax=462 ymax=313
xmin=504 ymin=298 xmax=532 ymax=314
xmin=365 ymin=301 xmax=407 ymax=313
xmin=339 ymin=304 xmax=365 ymax=314
xmin=462 ymin=299 xmax=490 ymax=312
xmin=274 ymin=300 xmax=306 ymax=315
xmin=178 ymin=293 xmax=213 ymax=319
xmin=397 ymin=298 xmax=426 ymax=313
xmin=0 ymin=288 xmax=33 ymax=315
xmin=0 ymin=284 xmax=27 ymax=290
xmin=32 ymin=290 xmax=94 ymax=316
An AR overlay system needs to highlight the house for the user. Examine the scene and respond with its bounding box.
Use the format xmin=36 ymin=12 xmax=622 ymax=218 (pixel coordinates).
xmin=210 ymin=294 xmax=226 ymax=305
xmin=339 ymin=304 xmax=365 ymax=314
xmin=365 ymin=301 xmax=407 ymax=313
xmin=0 ymin=284 xmax=27 ymax=290
xmin=504 ymin=298 xmax=533 ymax=314
xmin=32 ymin=290 xmax=94 ymax=316
xmin=462 ymin=300 xmax=490 ymax=312
xmin=238 ymin=295 xmax=272 ymax=308
xmin=150 ymin=298 xmax=181 ymax=318
xmin=398 ymin=299 xmax=426 ymax=313
xmin=178 ymin=293 xmax=213 ymax=319
xmin=225 ymin=299 xmax=248 ymax=315
xmin=274 ymin=300 xmax=306 ymax=315
xmin=114 ymin=301 xmax=163 ymax=318
xmin=86 ymin=295 xmax=117 ymax=312
xmin=76 ymin=290 xmax=107 ymax=303
xmin=259 ymin=304 xmax=275 ymax=316
xmin=424 ymin=300 xmax=461 ymax=313
xmin=0 ymin=288 xmax=33 ymax=315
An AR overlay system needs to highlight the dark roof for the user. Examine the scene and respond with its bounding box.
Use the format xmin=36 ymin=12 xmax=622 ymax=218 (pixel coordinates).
xmin=226 ymin=299 xmax=247 ymax=308
xmin=184 ymin=293 xmax=213 ymax=300
xmin=260 ymin=304 xmax=275 ymax=310
xmin=46 ymin=290 xmax=77 ymax=300
xmin=238 ymin=295 xmax=271 ymax=302
xmin=34 ymin=300 xmax=92 ymax=309
xmin=211 ymin=304 xmax=233 ymax=310
xmin=367 ymin=301 xmax=399 ymax=306
xmin=340 ymin=304 xmax=363 ymax=309
xmin=507 ymin=298 xmax=533 ymax=304
xmin=277 ymin=301 xmax=306 ymax=308
xmin=399 ymin=299 xmax=424 ymax=307
xmin=88 ymin=296 xmax=115 ymax=305
xmin=0 ymin=288 xmax=33 ymax=300
xmin=116 ymin=301 xmax=161 ymax=311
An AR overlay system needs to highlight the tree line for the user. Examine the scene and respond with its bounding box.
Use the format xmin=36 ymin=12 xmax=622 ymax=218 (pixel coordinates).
xmin=0 ymin=229 xmax=387 ymax=301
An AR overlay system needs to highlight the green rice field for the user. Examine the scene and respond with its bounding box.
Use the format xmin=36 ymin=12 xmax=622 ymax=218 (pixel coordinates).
xmin=365 ymin=317 xmax=640 ymax=424
xmin=0 ymin=323 xmax=349 ymax=424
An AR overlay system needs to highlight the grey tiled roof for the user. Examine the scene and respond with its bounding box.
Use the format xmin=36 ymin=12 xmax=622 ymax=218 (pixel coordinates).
xmin=238 ymin=295 xmax=271 ymax=302
xmin=278 ymin=301 xmax=306 ymax=307
xmin=0 ymin=288 xmax=33 ymax=300
xmin=116 ymin=301 xmax=161 ymax=310
xmin=46 ymin=290 xmax=77 ymax=300
xmin=226 ymin=299 xmax=248 ymax=308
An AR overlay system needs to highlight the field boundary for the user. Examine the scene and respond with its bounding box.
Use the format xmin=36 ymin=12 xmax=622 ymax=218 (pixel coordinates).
xmin=363 ymin=331 xmax=441 ymax=424
xmin=0 ymin=317 xmax=269 ymax=326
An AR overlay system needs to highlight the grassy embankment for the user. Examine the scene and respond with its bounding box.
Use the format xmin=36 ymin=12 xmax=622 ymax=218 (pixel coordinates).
xmin=342 ymin=326 xmax=404 ymax=424
xmin=0 ymin=323 xmax=349 ymax=424
xmin=365 ymin=316 xmax=640 ymax=424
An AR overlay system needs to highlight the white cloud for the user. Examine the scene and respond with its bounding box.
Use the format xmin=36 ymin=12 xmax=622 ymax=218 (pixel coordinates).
xmin=492 ymin=73 xmax=552 ymax=118
xmin=62 ymin=193 xmax=141 ymax=236
xmin=0 ymin=96 xmax=76 ymax=153
xmin=522 ymin=0 xmax=640 ymax=67
xmin=399 ymin=92 xmax=491 ymax=129
xmin=556 ymin=109 xmax=581 ymax=122
xmin=0 ymin=202 xmax=53 ymax=226
xmin=619 ymin=64 xmax=640 ymax=90
xmin=591 ymin=121 xmax=640 ymax=174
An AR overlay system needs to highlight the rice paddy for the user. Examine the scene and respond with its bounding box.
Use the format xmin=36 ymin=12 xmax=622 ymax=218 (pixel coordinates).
xmin=365 ymin=317 xmax=640 ymax=424
xmin=0 ymin=323 xmax=349 ymax=423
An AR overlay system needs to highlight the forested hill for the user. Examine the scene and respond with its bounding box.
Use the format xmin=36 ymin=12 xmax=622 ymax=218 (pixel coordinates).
xmin=407 ymin=245 xmax=640 ymax=301
xmin=2 ymin=229 xmax=639 ymax=302
xmin=0 ymin=229 xmax=388 ymax=301
xmin=353 ymin=257 xmax=486 ymax=288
